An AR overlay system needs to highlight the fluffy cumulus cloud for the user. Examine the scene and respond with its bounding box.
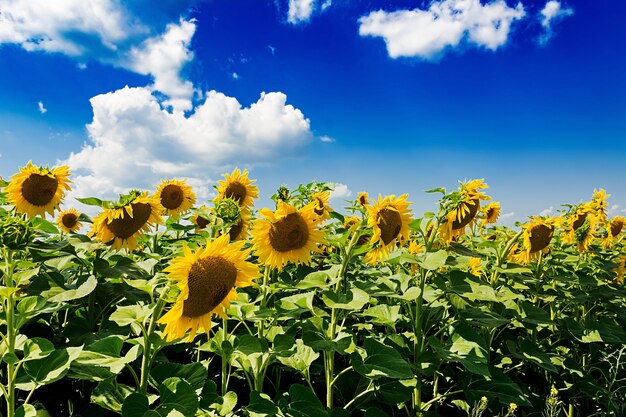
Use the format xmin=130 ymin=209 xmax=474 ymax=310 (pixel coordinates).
xmin=0 ymin=1 xmax=197 ymax=110
xmin=329 ymin=183 xmax=352 ymax=201
xmin=286 ymin=0 xmax=331 ymax=24
xmin=539 ymin=1 xmax=573 ymax=44
xmin=358 ymin=0 xmax=525 ymax=60
xmin=64 ymin=86 xmax=313 ymax=203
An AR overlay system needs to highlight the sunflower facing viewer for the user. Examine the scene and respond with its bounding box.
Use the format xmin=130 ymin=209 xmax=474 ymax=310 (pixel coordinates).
xmin=158 ymin=234 xmax=260 ymax=342
xmin=215 ymin=168 xmax=258 ymax=210
xmin=91 ymin=192 xmax=163 ymax=251
xmin=251 ymin=201 xmax=324 ymax=271
xmin=364 ymin=194 xmax=412 ymax=265
xmin=155 ymin=179 xmax=196 ymax=218
xmin=57 ymin=208 xmax=82 ymax=233
xmin=6 ymin=162 xmax=72 ymax=218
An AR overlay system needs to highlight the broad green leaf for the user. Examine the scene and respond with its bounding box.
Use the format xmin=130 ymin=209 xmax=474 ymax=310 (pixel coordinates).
xmin=360 ymin=305 xmax=402 ymax=328
xmin=285 ymin=384 xmax=327 ymax=417
xmin=151 ymin=362 xmax=207 ymax=391
xmin=419 ymin=250 xmax=449 ymax=270
xmin=449 ymin=324 xmax=490 ymax=377
xmin=47 ymin=274 xmax=97 ymax=302
xmin=16 ymin=346 xmax=82 ymax=390
xmin=156 ymin=377 xmax=198 ymax=417
xmin=15 ymin=404 xmax=37 ymax=417
xmin=22 ymin=337 xmax=55 ymax=362
xmin=246 ymin=391 xmax=279 ymax=417
xmin=122 ymin=393 xmax=149 ymax=417
xmin=351 ymin=339 xmax=413 ymax=380
xmin=322 ymin=288 xmax=370 ymax=310
xmin=277 ymin=339 xmax=319 ymax=374
xmin=465 ymin=367 xmax=531 ymax=406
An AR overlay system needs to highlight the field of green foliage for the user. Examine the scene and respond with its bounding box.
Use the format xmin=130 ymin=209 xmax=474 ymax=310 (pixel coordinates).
xmin=0 ymin=163 xmax=625 ymax=417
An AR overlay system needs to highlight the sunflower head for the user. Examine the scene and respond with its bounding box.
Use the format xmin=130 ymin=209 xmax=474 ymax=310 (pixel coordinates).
xmin=343 ymin=216 xmax=360 ymax=231
xmin=513 ymin=217 xmax=559 ymax=264
xmin=589 ymin=188 xmax=609 ymax=223
xmin=6 ymin=162 xmax=72 ymax=218
xmin=438 ymin=179 xmax=491 ymax=244
xmin=251 ymin=201 xmax=325 ymax=271
xmin=408 ymin=240 xmax=424 ymax=255
xmin=481 ymin=202 xmax=501 ymax=226
xmin=364 ymin=194 xmax=412 ymax=265
xmin=215 ymin=168 xmax=258 ymax=209
xmin=603 ymin=216 xmax=626 ymax=248
xmin=357 ymin=192 xmax=370 ymax=207
xmin=91 ymin=191 xmax=163 ymax=251
xmin=573 ymin=214 xmax=597 ymax=252
xmin=222 ymin=211 xmax=249 ymax=242
xmin=468 ymin=257 xmax=483 ymax=277
xmin=215 ymin=197 xmax=241 ymax=224
xmin=613 ymin=256 xmax=626 ymax=285
xmin=158 ymin=234 xmax=260 ymax=342
xmin=155 ymin=179 xmax=196 ymax=218
xmin=0 ymin=215 xmax=34 ymax=250
xmin=57 ymin=208 xmax=82 ymax=233
xmin=308 ymin=191 xmax=333 ymax=223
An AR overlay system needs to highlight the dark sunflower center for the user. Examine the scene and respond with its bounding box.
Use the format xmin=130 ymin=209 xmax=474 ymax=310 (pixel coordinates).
xmin=452 ymin=199 xmax=479 ymax=230
xmin=62 ymin=213 xmax=78 ymax=229
xmin=485 ymin=207 xmax=495 ymax=219
xmin=21 ymin=174 xmax=58 ymax=206
xmin=377 ymin=208 xmax=402 ymax=245
xmin=183 ymin=256 xmax=237 ymax=318
xmin=269 ymin=212 xmax=310 ymax=252
xmin=572 ymin=213 xmax=587 ymax=230
xmin=160 ymin=184 xmax=184 ymax=210
xmin=610 ymin=220 xmax=624 ymax=237
xmin=224 ymin=182 xmax=247 ymax=204
xmin=228 ymin=218 xmax=244 ymax=241
xmin=359 ymin=196 xmax=367 ymax=205
xmin=106 ymin=203 xmax=152 ymax=239
xmin=195 ymin=216 xmax=210 ymax=229
xmin=529 ymin=224 xmax=554 ymax=253
xmin=314 ymin=200 xmax=325 ymax=216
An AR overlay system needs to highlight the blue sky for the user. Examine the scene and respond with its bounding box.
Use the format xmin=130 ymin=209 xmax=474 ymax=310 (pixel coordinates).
xmin=0 ymin=0 xmax=625 ymax=223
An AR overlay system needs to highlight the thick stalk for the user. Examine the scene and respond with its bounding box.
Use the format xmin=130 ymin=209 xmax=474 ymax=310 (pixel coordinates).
xmin=257 ymin=267 xmax=272 ymax=338
xmin=3 ymin=249 xmax=16 ymax=417
xmin=139 ymin=290 xmax=168 ymax=393
xmin=325 ymin=230 xmax=359 ymax=410
xmin=412 ymin=267 xmax=427 ymax=416
xmin=221 ymin=317 xmax=229 ymax=396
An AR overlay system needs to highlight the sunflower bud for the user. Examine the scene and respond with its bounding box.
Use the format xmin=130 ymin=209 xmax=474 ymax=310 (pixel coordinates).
xmin=215 ymin=198 xmax=241 ymax=223
xmin=274 ymin=185 xmax=290 ymax=203
xmin=0 ymin=215 xmax=34 ymax=250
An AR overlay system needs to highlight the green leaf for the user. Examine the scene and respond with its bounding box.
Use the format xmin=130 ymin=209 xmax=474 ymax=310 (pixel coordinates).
xmin=76 ymin=197 xmax=106 ymax=207
xmin=277 ymin=339 xmax=319 ymax=374
xmin=351 ymin=339 xmax=413 ymax=380
xmin=296 ymin=270 xmax=333 ymax=290
xmin=122 ymin=393 xmax=149 ymax=417
xmin=110 ymin=304 xmax=153 ymax=334
xmin=156 ymin=377 xmax=198 ymax=417
xmin=465 ymin=367 xmax=531 ymax=406
xmin=214 ymin=391 xmax=237 ymax=416
xmin=22 ymin=338 xmax=55 ymax=362
xmin=374 ymin=378 xmax=416 ymax=405
xmin=246 ymin=391 xmax=279 ymax=417
xmin=419 ymin=250 xmax=449 ymax=271
xmin=47 ymin=274 xmax=97 ymax=302
xmin=449 ymin=324 xmax=490 ymax=377
xmin=16 ymin=346 xmax=82 ymax=390
xmin=286 ymin=384 xmax=328 ymax=417
xmin=15 ymin=404 xmax=37 ymax=417
xmin=151 ymin=362 xmax=207 ymax=391
xmin=91 ymin=380 xmax=135 ymax=413
xmin=321 ymin=288 xmax=370 ymax=310
xmin=360 ymin=305 xmax=402 ymax=328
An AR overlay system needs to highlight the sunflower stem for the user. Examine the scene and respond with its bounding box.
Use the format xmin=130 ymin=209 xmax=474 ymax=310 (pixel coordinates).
xmin=221 ymin=316 xmax=229 ymax=396
xmin=412 ymin=266 xmax=427 ymax=416
xmin=139 ymin=287 xmax=168 ymax=394
xmin=3 ymin=248 xmax=17 ymax=417
xmin=257 ymin=267 xmax=272 ymax=338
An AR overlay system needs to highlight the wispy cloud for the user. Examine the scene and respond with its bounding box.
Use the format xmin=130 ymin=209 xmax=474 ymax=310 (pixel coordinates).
xmin=539 ymin=206 xmax=554 ymax=216
xmin=320 ymin=135 xmax=335 ymax=143
xmin=539 ymin=1 xmax=573 ymax=45
xmin=330 ymin=183 xmax=352 ymax=201
xmin=37 ymin=101 xmax=47 ymax=114
xmin=359 ymin=0 xmax=525 ymax=60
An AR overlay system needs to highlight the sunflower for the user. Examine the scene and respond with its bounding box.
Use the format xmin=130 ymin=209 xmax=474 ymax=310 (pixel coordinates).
xmin=91 ymin=192 xmax=163 ymax=251
xmin=589 ymin=188 xmax=609 ymax=224
xmin=512 ymin=217 xmax=560 ymax=264
xmin=158 ymin=234 xmax=260 ymax=342
xmin=215 ymin=168 xmax=258 ymax=210
xmin=613 ymin=256 xmax=626 ymax=285
xmin=562 ymin=204 xmax=592 ymax=245
xmin=226 ymin=211 xmax=250 ymax=242
xmin=573 ymin=214 xmax=598 ymax=252
xmin=364 ymin=194 xmax=412 ymax=265
xmin=6 ymin=162 xmax=72 ymax=218
xmin=468 ymin=257 xmax=483 ymax=277
xmin=603 ymin=216 xmax=626 ymax=248
xmin=481 ymin=202 xmax=501 ymax=226
xmin=154 ymin=179 xmax=196 ymax=218
xmin=251 ymin=201 xmax=325 ymax=271
xmin=343 ymin=216 xmax=360 ymax=231
xmin=308 ymin=191 xmax=333 ymax=223
xmin=357 ymin=192 xmax=370 ymax=207
xmin=439 ymin=179 xmax=490 ymax=244
xmin=57 ymin=208 xmax=82 ymax=233
xmin=408 ymin=240 xmax=424 ymax=255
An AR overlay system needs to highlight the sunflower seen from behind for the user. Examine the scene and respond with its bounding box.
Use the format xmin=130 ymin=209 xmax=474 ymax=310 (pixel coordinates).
xmin=57 ymin=208 xmax=82 ymax=233
xmin=158 ymin=234 xmax=260 ymax=342
xmin=155 ymin=179 xmax=196 ymax=218
xmin=603 ymin=216 xmax=626 ymax=248
xmin=439 ymin=179 xmax=490 ymax=244
xmin=309 ymin=190 xmax=333 ymax=223
xmin=91 ymin=191 xmax=163 ymax=251
xmin=512 ymin=217 xmax=560 ymax=264
xmin=215 ymin=168 xmax=258 ymax=210
xmin=6 ymin=162 xmax=72 ymax=218
xmin=364 ymin=194 xmax=412 ymax=265
xmin=252 ymin=201 xmax=324 ymax=271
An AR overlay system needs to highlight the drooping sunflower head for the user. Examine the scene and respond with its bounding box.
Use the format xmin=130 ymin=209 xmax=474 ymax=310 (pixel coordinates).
xmin=307 ymin=191 xmax=333 ymax=223
xmin=613 ymin=256 xmax=626 ymax=285
xmin=215 ymin=168 xmax=258 ymax=209
xmin=158 ymin=234 xmax=260 ymax=342
xmin=343 ymin=216 xmax=360 ymax=231
xmin=225 ymin=211 xmax=250 ymax=242
xmin=562 ymin=204 xmax=592 ymax=245
xmin=357 ymin=192 xmax=370 ymax=207
xmin=589 ymin=188 xmax=609 ymax=223
xmin=6 ymin=162 xmax=72 ymax=218
xmin=364 ymin=194 xmax=412 ymax=265
xmin=462 ymin=179 xmax=491 ymax=202
xmin=91 ymin=191 xmax=163 ymax=251
xmin=481 ymin=202 xmax=501 ymax=226
xmin=191 ymin=205 xmax=212 ymax=232
xmin=468 ymin=257 xmax=483 ymax=277
xmin=513 ymin=217 xmax=560 ymax=264
xmin=573 ymin=214 xmax=598 ymax=253
xmin=251 ymin=201 xmax=325 ymax=271
xmin=602 ymin=216 xmax=626 ymax=248
xmin=438 ymin=179 xmax=491 ymax=244
xmin=57 ymin=208 xmax=82 ymax=233
xmin=154 ymin=179 xmax=196 ymax=218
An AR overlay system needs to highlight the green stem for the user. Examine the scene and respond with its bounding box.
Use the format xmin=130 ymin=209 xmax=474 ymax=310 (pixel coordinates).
xmin=412 ymin=267 xmax=428 ymax=416
xmin=221 ymin=317 xmax=229 ymax=396
xmin=139 ymin=289 xmax=168 ymax=393
xmin=3 ymin=249 xmax=16 ymax=417
xmin=258 ymin=267 xmax=272 ymax=338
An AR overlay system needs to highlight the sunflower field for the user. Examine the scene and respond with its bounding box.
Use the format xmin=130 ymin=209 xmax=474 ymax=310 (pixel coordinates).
xmin=1 ymin=163 xmax=626 ymax=417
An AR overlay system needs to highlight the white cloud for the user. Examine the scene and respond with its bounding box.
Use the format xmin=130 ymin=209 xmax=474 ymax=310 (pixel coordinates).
xmin=320 ymin=135 xmax=335 ymax=143
xmin=268 ymin=45 xmax=276 ymax=55
xmin=37 ymin=101 xmax=47 ymax=114
xmin=320 ymin=0 xmax=332 ymax=11
xmin=232 ymin=72 xmax=240 ymax=80
xmin=539 ymin=1 xmax=573 ymax=44
xmin=330 ymin=183 xmax=352 ymax=201
xmin=124 ymin=19 xmax=196 ymax=112
xmin=64 ymin=86 xmax=313 ymax=204
xmin=539 ymin=206 xmax=554 ymax=217
xmin=359 ymin=0 xmax=525 ymax=60
xmin=288 ymin=0 xmax=316 ymax=24
xmin=608 ymin=204 xmax=620 ymax=216
xmin=501 ymin=211 xmax=515 ymax=219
